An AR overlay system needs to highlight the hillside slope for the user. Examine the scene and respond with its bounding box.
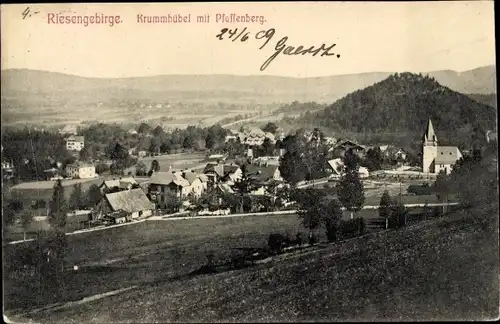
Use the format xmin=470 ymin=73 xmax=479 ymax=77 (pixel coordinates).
xmin=466 ymin=93 xmax=497 ymax=109
xmin=297 ymin=73 xmax=497 ymax=148
xmin=9 ymin=204 xmax=498 ymax=323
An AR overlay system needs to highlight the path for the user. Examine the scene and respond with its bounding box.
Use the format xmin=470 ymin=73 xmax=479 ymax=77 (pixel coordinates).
xmin=6 ymin=203 xmax=460 ymax=245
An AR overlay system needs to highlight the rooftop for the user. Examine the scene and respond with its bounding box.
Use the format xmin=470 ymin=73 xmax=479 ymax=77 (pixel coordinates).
xmin=105 ymin=188 xmax=155 ymax=213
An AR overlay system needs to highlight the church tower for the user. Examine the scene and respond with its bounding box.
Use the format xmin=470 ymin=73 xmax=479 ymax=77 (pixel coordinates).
xmin=422 ymin=119 xmax=438 ymax=173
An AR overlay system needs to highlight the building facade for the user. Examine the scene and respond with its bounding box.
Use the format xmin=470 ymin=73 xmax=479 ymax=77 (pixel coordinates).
xmin=65 ymin=163 xmax=96 ymax=179
xmin=66 ymin=136 xmax=85 ymax=151
xmin=422 ymin=119 xmax=462 ymax=175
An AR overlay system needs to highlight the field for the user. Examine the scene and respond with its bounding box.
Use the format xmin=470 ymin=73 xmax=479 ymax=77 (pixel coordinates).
xmin=4 ymin=203 xmax=498 ymax=322
xmin=137 ymin=152 xmax=207 ymax=172
xmin=6 ymin=178 xmax=104 ymax=208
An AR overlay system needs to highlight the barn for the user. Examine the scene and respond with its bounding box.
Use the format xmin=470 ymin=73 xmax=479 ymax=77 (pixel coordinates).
xmin=101 ymin=188 xmax=155 ymax=220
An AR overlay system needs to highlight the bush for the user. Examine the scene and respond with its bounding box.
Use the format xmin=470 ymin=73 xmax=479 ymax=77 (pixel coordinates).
xmin=339 ymin=217 xmax=366 ymax=238
xmin=407 ymin=183 xmax=433 ymax=196
xmin=32 ymin=199 xmax=47 ymax=209
xmin=268 ymin=233 xmax=287 ymax=254
xmin=389 ymin=204 xmax=408 ymax=229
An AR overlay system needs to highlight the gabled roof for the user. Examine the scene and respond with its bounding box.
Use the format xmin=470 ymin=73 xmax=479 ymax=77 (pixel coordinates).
xmin=67 ymin=136 xmax=85 ymax=142
xmin=335 ymin=139 xmax=365 ymax=150
xmin=435 ymin=146 xmax=461 ymax=164
xmin=198 ymin=174 xmax=209 ymax=182
xmin=246 ymin=164 xmax=280 ymax=182
xmin=149 ymin=171 xmax=190 ymax=187
xmin=203 ymin=163 xmax=240 ymax=178
xmin=105 ymin=188 xmax=155 ymax=213
xmin=182 ymin=170 xmax=200 ymax=185
xmin=203 ymin=163 xmax=225 ymax=177
xmin=327 ymin=158 xmax=344 ymax=176
xmin=216 ymin=183 xmax=235 ymax=194
xmin=66 ymin=162 xmax=94 ymax=169
xmin=101 ymin=177 xmax=137 ymax=189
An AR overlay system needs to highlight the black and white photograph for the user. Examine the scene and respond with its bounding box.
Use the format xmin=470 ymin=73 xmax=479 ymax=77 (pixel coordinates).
xmin=1 ymin=2 xmax=498 ymax=322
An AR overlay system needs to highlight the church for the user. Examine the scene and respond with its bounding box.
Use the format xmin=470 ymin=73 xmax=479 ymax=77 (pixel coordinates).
xmin=422 ymin=119 xmax=463 ymax=175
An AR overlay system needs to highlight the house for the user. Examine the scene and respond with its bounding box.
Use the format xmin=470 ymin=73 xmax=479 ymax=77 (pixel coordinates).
xmin=100 ymin=188 xmax=155 ymax=220
xmin=327 ymin=158 xmax=370 ymax=178
xmin=240 ymin=128 xmax=277 ymax=146
xmin=224 ymin=134 xmax=238 ymax=142
xmin=203 ymin=163 xmax=242 ymax=186
xmin=384 ymin=146 xmax=408 ymax=161
xmin=128 ymin=129 xmax=138 ymax=135
xmin=65 ymin=136 xmax=85 ymax=151
xmin=252 ymin=156 xmax=280 ymax=166
xmin=2 ymin=161 xmax=14 ymax=179
xmin=65 ymin=163 xmax=96 ymax=179
xmin=207 ymin=154 xmax=228 ymax=163
xmin=181 ymin=170 xmax=206 ymax=198
xmin=43 ymin=167 xmax=61 ymax=180
xmin=422 ymin=119 xmax=463 ymax=175
xmin=149 ymin=171 xmax=191 ymax=202
xmin=333 ymin=140 xmax=366 ymax=158
xmin=246 ymin=164 xmax=283 ymax=184
xmin=100 ymin=177 xmax=138 ymax=193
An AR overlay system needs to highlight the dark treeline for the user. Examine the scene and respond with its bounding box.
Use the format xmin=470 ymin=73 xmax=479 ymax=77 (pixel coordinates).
xmin=1 ymin=123 xmax=231 ymax=181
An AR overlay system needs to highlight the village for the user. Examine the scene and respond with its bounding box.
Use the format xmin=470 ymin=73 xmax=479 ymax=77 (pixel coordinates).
xmin=2 ymin=118 xmax=474 ymax=240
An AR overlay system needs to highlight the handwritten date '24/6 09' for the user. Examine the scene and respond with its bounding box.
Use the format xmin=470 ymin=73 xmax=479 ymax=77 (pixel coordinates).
xmin=216 ymin=28 xmax=340 ymax=71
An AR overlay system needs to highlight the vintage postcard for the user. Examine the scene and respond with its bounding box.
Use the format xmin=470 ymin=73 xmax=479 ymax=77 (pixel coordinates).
xmin=1 ymin=1 xmax=498 ymax=323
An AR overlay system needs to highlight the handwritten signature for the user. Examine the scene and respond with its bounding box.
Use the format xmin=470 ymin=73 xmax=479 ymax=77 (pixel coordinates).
xmin=216 ymin=28 xmax=340 ymax=71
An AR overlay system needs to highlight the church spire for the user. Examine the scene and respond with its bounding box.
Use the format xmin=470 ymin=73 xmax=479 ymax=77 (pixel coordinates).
xmin=424 ymin=119 xmax=437 ymax=144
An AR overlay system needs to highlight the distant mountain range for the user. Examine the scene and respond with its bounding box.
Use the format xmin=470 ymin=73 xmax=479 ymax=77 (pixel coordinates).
xmin=1 ymin=65 xmax=496 ymax=126
xmin=294 ymin=72 xmax=497 ymax=149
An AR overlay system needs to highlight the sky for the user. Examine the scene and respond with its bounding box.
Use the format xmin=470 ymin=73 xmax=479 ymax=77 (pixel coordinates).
xmin=0 ymin=2 xmax=496 ymax=78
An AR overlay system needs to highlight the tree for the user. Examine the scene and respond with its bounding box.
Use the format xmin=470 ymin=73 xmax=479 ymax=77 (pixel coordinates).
xmin=48 ymin=179 xmax=68 ymax=230
xmin=86 ymin=184 xmax=102 ymax=208
xmin=364 ymin=147 xmax=383 ymax=171
xmin=390 ymin=201 xmax=408 ymax=228
xmin=260 ymin=138 xmax=275 ymax=156
xmin=265 ymin=180 xmax=281 ymax=207
xmin=160 ymin=190 xmax=182 ymax=214
xmin=434 ymin=170 xmax=450 ymax=213
xmin=337 ymin=149 xmax=365 ymax=219
xmin=137 ymin=122 xmax=151 ymax=134
xmin=232 ymin=164 xmax=260 ymax=213
xmin=152 ymin=125 xmax=164 ymax=137
xmin=293 ymin=188 xmax=328 ymax=236
xmin=205 ymin=133 xmax=216 ymax=150
xmin=135 ymin=161 xmax=148 ymax=176
xmin=323 ymin=198 xmax=343 ymax=242
xmin=149 ymin=159 xmax=160 ymax=175
xmin=20 ymin=209 xmax=34 ymax=241
xmin=262 ymin=122 xmax=278 ymax=134
xmin=279 ymin=151 xmax=307 ymax=185
xmin=68 ymin=183 xmax=84 ymax=210
xmin=79 ymin=145 xmax=92 ymax=162
xmin=379 ymin=190 xmax=394 ymax=229
xmin=95 ymin=162 xmax=109 ymax=175
xmin=183 ymin=135 xmax=196 ymax=149
xmin=149 ymin=137 xmax=162 ymax=155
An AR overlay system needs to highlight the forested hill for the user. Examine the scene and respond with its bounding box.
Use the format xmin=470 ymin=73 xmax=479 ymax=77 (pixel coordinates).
xmin=296 ymin=73 xmax=497 ymax=148
xmin=466 ymin=93 xmax=497 ymax=109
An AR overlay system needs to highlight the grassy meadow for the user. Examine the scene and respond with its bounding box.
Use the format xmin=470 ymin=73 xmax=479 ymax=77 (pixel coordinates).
xmin=5 ymin=203 xmax=498 ymax=322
